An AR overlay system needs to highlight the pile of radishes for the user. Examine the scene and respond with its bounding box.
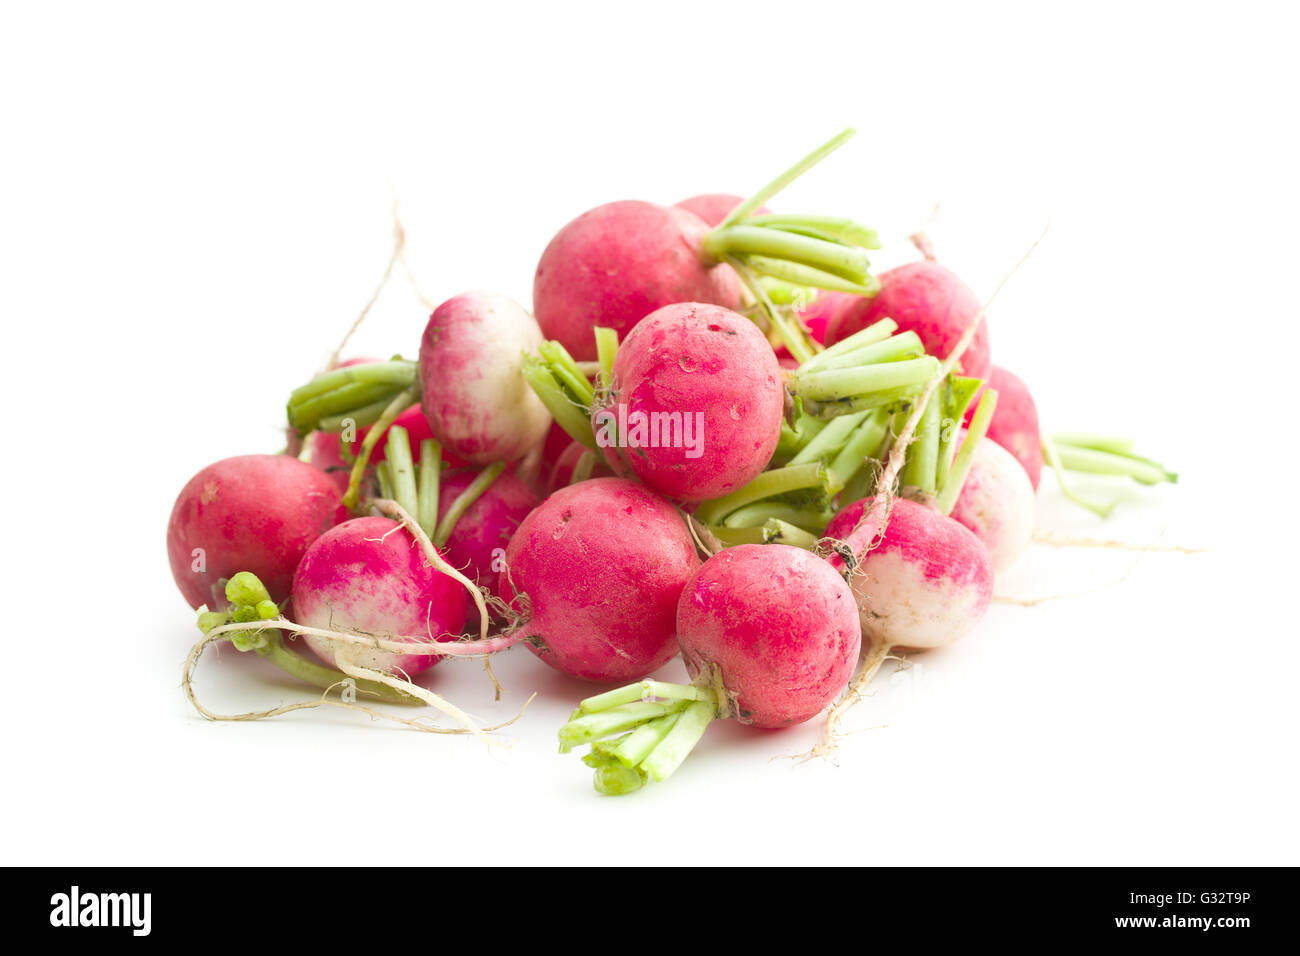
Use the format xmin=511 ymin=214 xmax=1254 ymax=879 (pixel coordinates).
xmin=168 ymin=130 xmax=1175 ymax=793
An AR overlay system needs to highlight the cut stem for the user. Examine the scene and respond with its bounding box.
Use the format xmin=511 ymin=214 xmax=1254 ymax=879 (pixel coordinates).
xmin=694 ymin=462 xmax=829 ymax=526
xmin=433 ymin=462 xmax=505 ymax=548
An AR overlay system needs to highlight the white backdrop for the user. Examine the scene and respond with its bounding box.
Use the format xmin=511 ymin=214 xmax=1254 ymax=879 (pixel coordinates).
xmin=2 ymin=0 xmax=1297 ymax=865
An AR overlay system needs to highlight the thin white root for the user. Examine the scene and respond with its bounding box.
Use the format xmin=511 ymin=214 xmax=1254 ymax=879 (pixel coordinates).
xmin=200 ymin=618 xmax=520 ymax=659
xmin=327 ymin=199 xmax=406 ymax=371
xmin=335 ymin=647 xmax=485 ymax=737
xmin=1032 ymin=530 xmax=1207 ymax=554
xmin=181 ymin=629 xmax=535 ymax=734
xmin=800 ymin=641 xmax=899 ymax=764
xmin=373 ymin=498 xmax=494 ymax=642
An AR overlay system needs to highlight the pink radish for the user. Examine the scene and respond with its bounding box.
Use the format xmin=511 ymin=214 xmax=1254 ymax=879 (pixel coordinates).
xmin=500 ymin=478 xmax=701 ymax=682
xmin=293 ymin=516 xmax=467 ymax=676
xmin=947 ymin=436 xmax=1035 ymax=574
xmin=824 ymin=496 xmax=993 ymax=650
xmin=418 ymin=290 xmax=553 ymax=464
xmin=592 ymin=302 xmax=784 ymax=502
xmin=437 ymin=468 xmax=538 ymax=615
xmin=533 ymin=200 xmax=743 ymax=360
xmin=547 ymin=440 xmax=616 ymax=492
xmin=534 ymin=130 xmax=881 ymax=361
xmin=966 ymin=365 xmax=1043 ymax=488
xmin=556 ymin=543 xmax=861 ymax=794
xmin=825 ymin=260 xmax=992 ymax=379
xmin=167 ymin=454 xmax=345 ymax=609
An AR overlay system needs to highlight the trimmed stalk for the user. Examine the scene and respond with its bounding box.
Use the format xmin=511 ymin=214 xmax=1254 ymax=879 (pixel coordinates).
xmin=792 ymin=356 xmax=941 ymax=402
xmin=694 ymin=462 xmax=829 ymax=526
xmin=799 ymin=318 xmax=897 ymax=373
xmin=789 ymin=410 xmax=869 ymax=466
xmin=827 ymin=408 xmax=891 ymax=493
xmin=936 ymin=388 xmax=998 ymax=514
xmin=341 ymin=385 xmax=421 ymax=510
xmin=1051 ymin=441 xmax=1177 ymax=485
xmin=899 ymin=387 xmax=943 ymax=497
xmin=417 ymin=439 xmax=441 ymax=540
xmin=935 ymin=376 xmax=982 ymax=492
xmin=433 ymin=461 xmax=505 ymax=548
xmin=594 ymin=327 xmax=619 ymax=389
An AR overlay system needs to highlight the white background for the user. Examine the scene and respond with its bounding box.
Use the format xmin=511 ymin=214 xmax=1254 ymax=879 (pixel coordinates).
xmin=2 ymin=1 xmax=1297 ymax=865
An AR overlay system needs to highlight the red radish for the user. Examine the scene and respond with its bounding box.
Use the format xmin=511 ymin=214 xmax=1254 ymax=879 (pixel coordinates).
xmin=500 ymin=478 xmax=701 ymax=682
xmin=437 ymin=469 xmax=538 ymax=611
xmin=824 ymin=496 xmax=993 ymax=650
xmin=677 ymin=544 xmax=861 ymax=727
xmin=825 ymin=260 xmax=992 ymax=379
xmin=533 ymin=200 xmax=743 ymax=360
xmin=547 ymin=440 xmax=616 ymax=492
xmin=293 ymin=516 xmax=467 ymax=676
xmin=555 ymin=543 xmax=861 ymax=794
xmin=674 ymin=194 xmax=769 ymax=228
xmin=419 ymin=290 xmax=553 ymax=464
xmin=592 ymin=302 xmax=784 ymax=502
xmin=965 ymin=365 xmax=1043 ymax=488
xmin=948 ymin=436 xmax=1035 ymax=574
xmin=167 ymin=454 xmax=345 ymax=609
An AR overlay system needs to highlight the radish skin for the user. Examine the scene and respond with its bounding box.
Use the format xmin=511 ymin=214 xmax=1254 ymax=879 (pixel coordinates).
xmin=948 ymin=436 xmax=1036 ymax=573
xmin=437 ymin=469 xmax=538 ymax=616
xmin=500 ymin=478 xmax=700 ymax=682
xmin=418 ymin=290 xmax=553 ymax=464
xmin=293 ymin=516 xmax=468 ymax=676
xmin=167 ymin=454 xmax=345 ymax=609
xmin=533 ymin=201 xmax=743 ymax=360
xmin=824 ymin=497 xmax=993 ymax=649
xmin=825 ymin=261 xmax=992 ymax=379
xmin=678 ymin=544 xmax=861 ymax=727
xmin=593 ymin=302 xmax=784 ymax=502
xmin=966 ymin=365 xmax=1043 ymax=489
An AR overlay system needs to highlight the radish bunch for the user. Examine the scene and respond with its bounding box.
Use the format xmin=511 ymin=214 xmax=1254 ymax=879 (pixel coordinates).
xmin=167 ymin=126 xmax=1178 ymax=794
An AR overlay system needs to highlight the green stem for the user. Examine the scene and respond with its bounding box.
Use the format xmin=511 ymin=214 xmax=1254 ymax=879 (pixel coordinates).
xmin=522 ymin=361 xmax=598 ymax=450
xmin=937 ymin=388 xmax=998 ymax=514
xmin=789 ymin=410 xmax=869 ymax=465
xmin=900 ymin=387 xmax=942 ymax=495
xmin=694 ymin=462 xmax=828 ymax=526
xmin=799 ymin=318 xmax=897 ymax=373
xmin=744 ymin=214 xmax=881 ymax=249
xmin=802 ymin=383 xmax=928 ymax=419
xmin=385 ymin=425 xmax=419 ymax=519
xmin=342 ymin=385 xmax=420 ymax=511
xmin=558 ymin=701 xmax=687 ymax=753
xmin=742 ymin=257 xmax=880 ymax=296
xmin=763 ymin=518 xmax=819 ymax=549
xmin=935 ymin=376 xmax=982 ymax=492
xmin=433 ymin=462 xmax=505 ymax=548
xmin=805 ymin=331 xmax=925 ymax=372
xmin=417 ymin=439 xmax=441 ymax=541
xmin=792 ymin=356 xmax=940 ymax=402
xmin=726 ymin=256 xmax=815 ymax=364
xmin=721 ymin=501 xmax=833 ymax=532
xmin=610 ymin=713 xmax=682 ymax=767
xmin=1049 ymin=433 xmax=1135 ymax=454
xmin=288 ymin=360 xmax=417 ymax=409
xmin=376 ymin=461 xmax=394 ymax=501
xmin=717 ymin=127 xmax=856 ymax=228
xmin=1042 ymin=435 xmax=1116 ymax=518
xmin=318 ymin=398 xmax=395 ymax=433
xmin=537 ymin=341 xmax=596 ymax=407
xmin=640 ymin=700 xmax=717 ymax=783
xmin=594 ymin=327 xmax=619 ymax=389
xmin=827 ymin=408 xmax=890 ymax=493
xmin=290 ymin=380 xmax=406 ymax=433
xmin=705 ymin=225 xmax=871 ymax=284
xmin=261 ymin=638 xmax=419 ymax=704
xmin=1051 ymin=442 xmax=1177 ymax=484
xmin=578 ymin=680 xmax=715 ymax=714
xmin=705 ymin=525 xmax=767 ymax=546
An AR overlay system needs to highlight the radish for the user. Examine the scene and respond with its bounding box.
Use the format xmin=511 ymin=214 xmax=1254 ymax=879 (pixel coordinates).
xmin=547 ymin=440 xmax=615 ymax=492
xmin=534 ymin=130 xmax=881 ymax=363
xmin=593 ymin=302 xmax=785 ymax=502
xmin=437 ymin=467 xmax=538 ymax=618
xmin=500 ymin=478 xmax=700 ymax=683
xmin=556 ymin=543 xmax=860 ymax=794
xmin=308 ymin=403 xmax=461 ymax=492
xmin=674 ymin=193 xmax=769 ymax=228
xmin=824 ymin=260 xmax=993 ymax=379
xmin=534 ymin=200 xmax=743 ymax=359
xmin=947 ymin=432 xmax=1036 ymax=573
xmin=287 ymin=290 xmax=553 ymax=508
xmin=824 ymin=495 xmax=993 ymax=650
xmin=167 ymin=454 xmax=345 ymax=609
xmin=293 ymin=515 xmax=467 ymax=676
xmin=964 ymin=365 xmax=1043 ymax=488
